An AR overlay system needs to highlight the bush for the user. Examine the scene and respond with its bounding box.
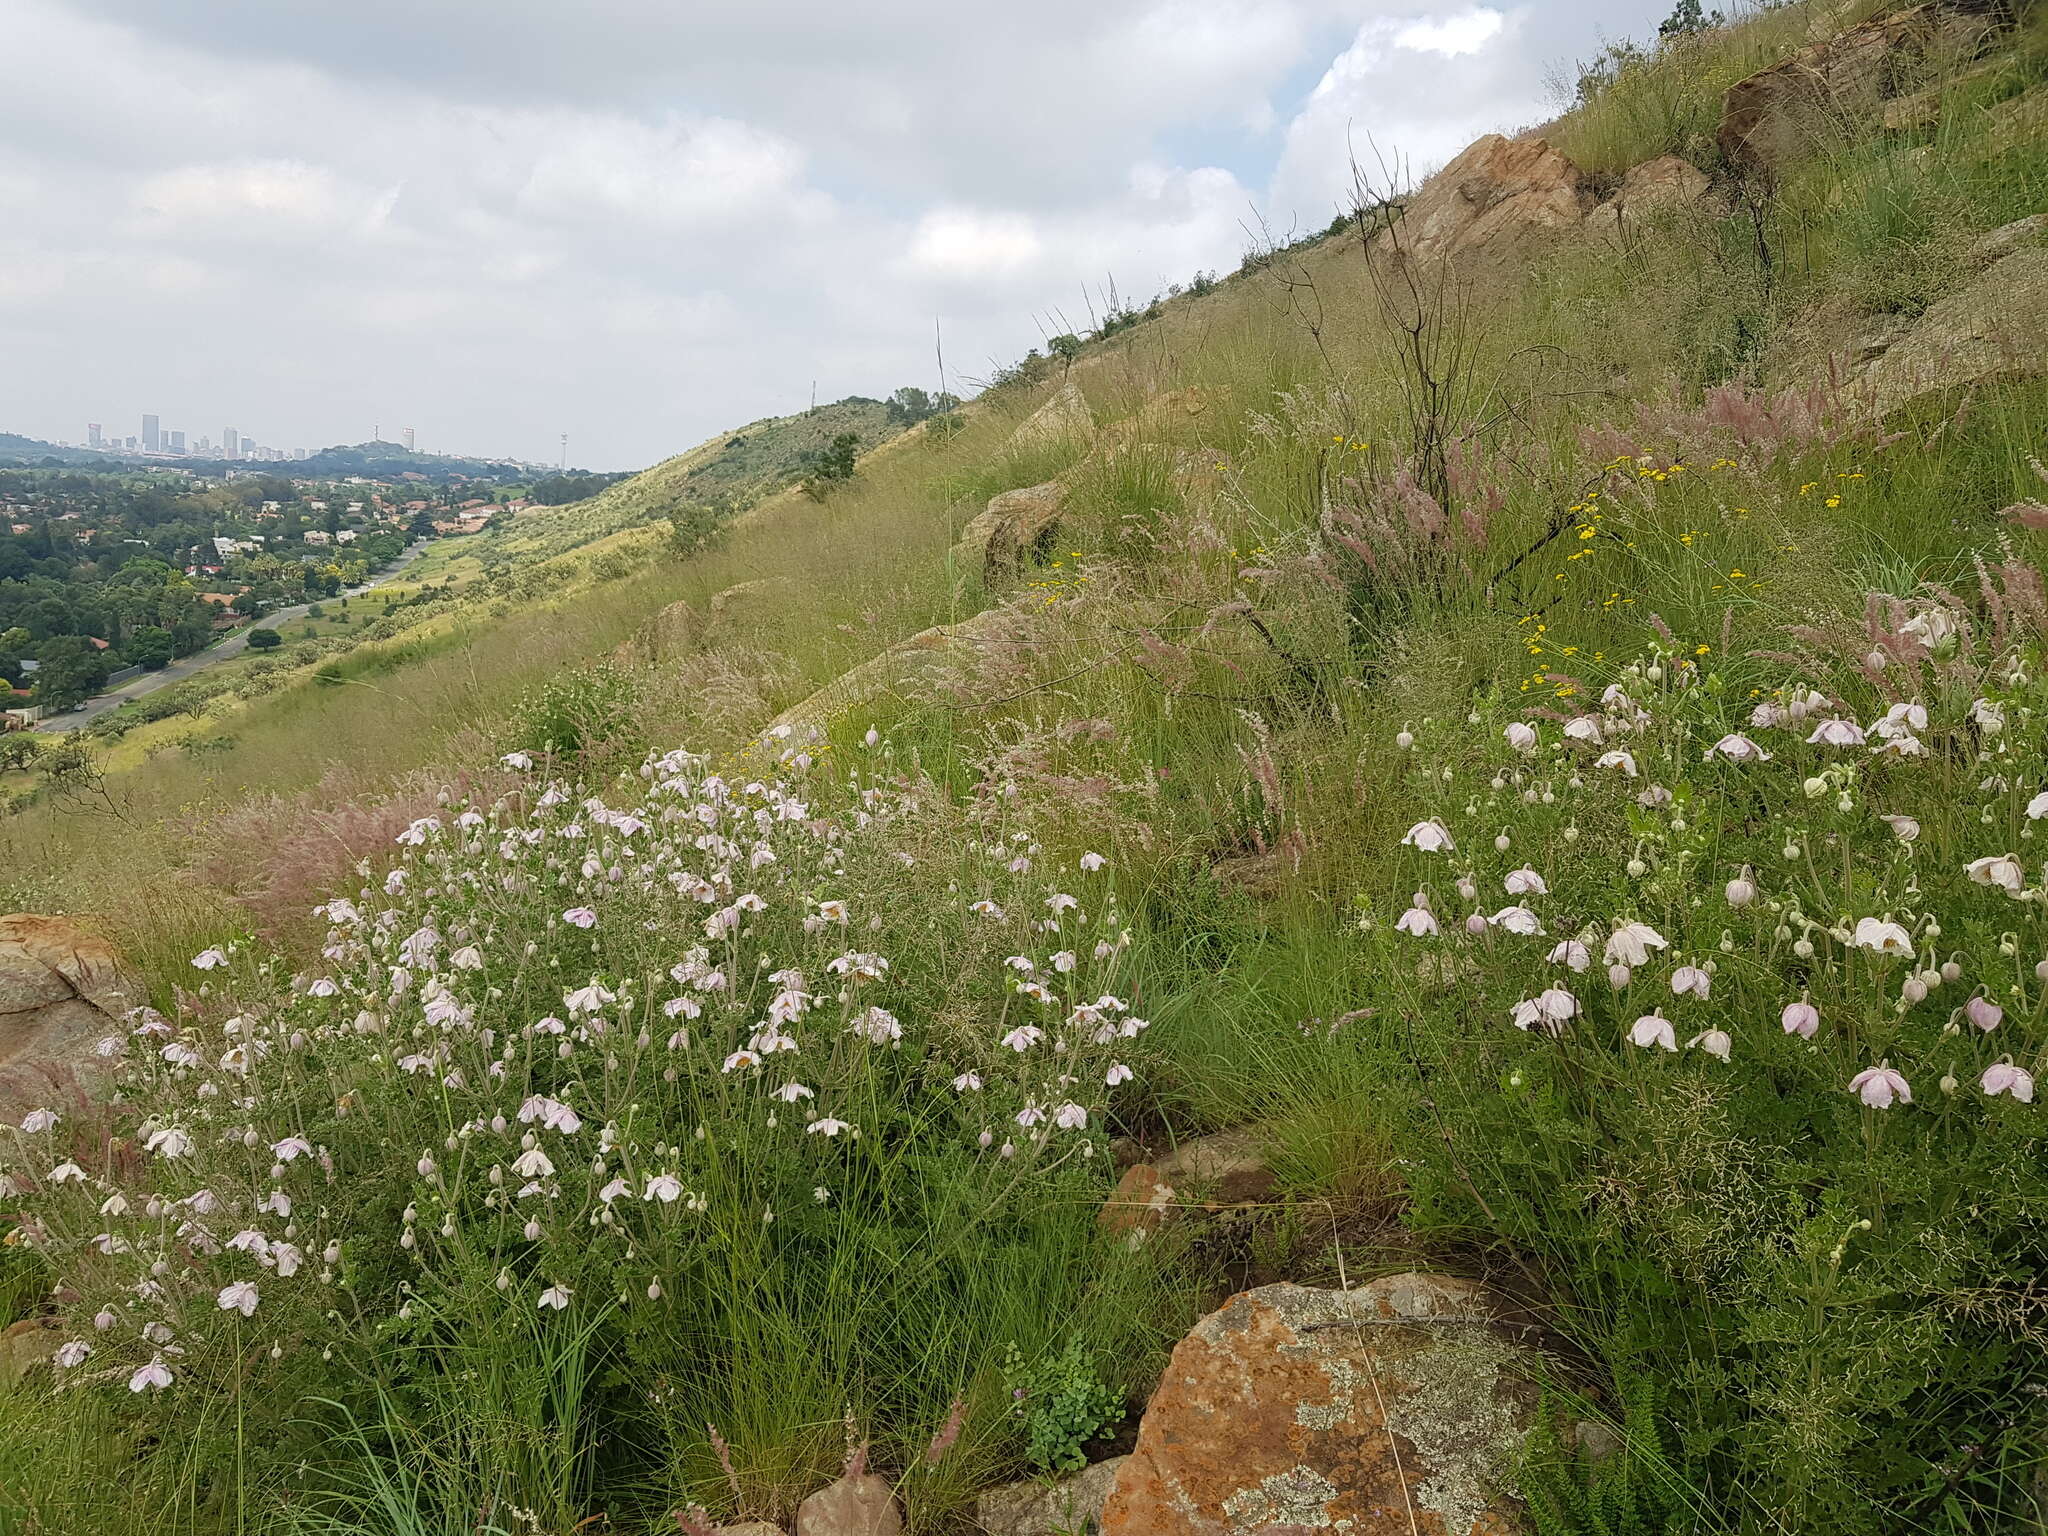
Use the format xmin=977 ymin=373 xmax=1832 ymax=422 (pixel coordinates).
xmin=504 ymin=661 xmax=640 ymax=764
xmin=246 ymin=629 xmax=282 ymax=651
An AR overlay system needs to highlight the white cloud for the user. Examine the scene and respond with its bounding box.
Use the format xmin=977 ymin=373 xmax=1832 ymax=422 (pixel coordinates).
xmin=905 ymin=210 xmax=1045 ymax=281
xmin=1396 ymin=7 xmax=1505 ymax=56
xmin=134 ymin=159 xmax=361 ymax=227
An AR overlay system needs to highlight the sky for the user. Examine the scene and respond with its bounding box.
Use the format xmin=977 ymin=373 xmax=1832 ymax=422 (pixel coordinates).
xmin=1 ymin=0 xmax=1673 ymax=470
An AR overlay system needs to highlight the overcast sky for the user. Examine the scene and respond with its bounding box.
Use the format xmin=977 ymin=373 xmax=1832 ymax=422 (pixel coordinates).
xmin=1 ymin=0 xmax=1671 ymax=470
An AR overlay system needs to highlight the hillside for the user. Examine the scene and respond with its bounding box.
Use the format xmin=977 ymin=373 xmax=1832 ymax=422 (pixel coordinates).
xmin=5 ymin=2 xmax=2048 ymax=1532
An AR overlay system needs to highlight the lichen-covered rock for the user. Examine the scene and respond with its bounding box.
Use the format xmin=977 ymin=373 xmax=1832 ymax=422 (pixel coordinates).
xmin=0 ymin=915 xmax=144 ymax=1119
xmin=1719 ymin=0 xmax=2010 ymax=169
xmin=1155 ymin=1128 xmax=1275 ymax=1207
xmin=977 ymin=1456 xmax=1127 ymax=1535
xmin=1377 ymin=135 xmax=1588 ymax=262
xmin=1855 ymin=245 xmax=2048 ymax=415
xmin=958 ymin=482 xmax=1065 ymax=586
xmin=1100 ymin=1276 xmax=1542 ymax=1536
xmin=1099 ymin=1162 xmax=1178 ymax=1239
xmin=1585 ymin=154 xmax=1711 ymax=242
xmin=0 ymin=1316 xmax=63 ymax=1388
xmin=1008 ymin=381 xmax=1094 ymax=450
xmin=794 ymin=1472 xmax=901 ymax=1536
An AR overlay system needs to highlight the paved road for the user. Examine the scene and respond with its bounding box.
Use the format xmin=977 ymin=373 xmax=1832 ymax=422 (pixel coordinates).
xmin=40 ymin=540 xmax=431 ymax=734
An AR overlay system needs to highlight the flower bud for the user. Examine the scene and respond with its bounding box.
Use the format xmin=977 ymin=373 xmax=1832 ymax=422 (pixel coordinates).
xmin=1395 ymin=730 xmax=1415 ymax=750
xmin=1804 ymin=777 xmax=1827 ymax=799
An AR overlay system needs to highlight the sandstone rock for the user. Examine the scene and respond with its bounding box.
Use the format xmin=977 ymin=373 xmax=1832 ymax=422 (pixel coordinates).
xmin=794 ymin=1471 xmax=901 ymax=1536
xmin=1156 ymin=1128 xmax=1276 ymax=1207
xmin=1856 ymin=245 xmax=2048 ymax=416
xmin=1098 ymin=1163 xmax=1178 ymax=1239
xmin=1100 ymin=1276 xmax=1543 ymax=1536
xmin=1378 ymin=135 xmax=1587 ymax=263
xmin=1009 ymin=381 xmax=1094 ymax=450
xmin=0 ymin=1316 xmax=63 ymax=1387
xmin=0 ymin=915 xmax=144 ymax=1119
xmin=977 ymin=1456 xmax=1127 ymax=1536
xmin=762 ymin=605 xmax=1032 ymax=737
xmin=1969 ymin=212 xmax=2048 ymax=264
xmin=958 ymin=481 xmax=1065 ymax=586
xmin=710 ymin=578 xmax=792 ymax=617
xmin=1094 ymin=387 xmax=1223 ymax=455
xmin=1586 ymin=155 xmax=1711 ymax=242
xmin=1720 ymin=1 xmax=2010 ymax=170
xmin=715 ymin=1523 xmax=788 ymax=1536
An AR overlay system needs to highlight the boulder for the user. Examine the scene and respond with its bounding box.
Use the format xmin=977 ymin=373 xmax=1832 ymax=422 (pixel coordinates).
xmin=615 ymin=598 xmax=702 ymax=665
xmin=1098 ymin=1129 xmax=1276 ymax=1239
xmin=1585 ymin=155 xmax=1712 ymax=242
xmin=0 ymin=1316 xmax=63 ymax=1387
xmin=1100 ymin=1276 xmax=1544 ymax=1536
xmin=794 ymin=1471 xmax=901 ymax=1536
xmin=1968 ymin=212 xmax=2048 ymax=265
xmin=0 ymin=915 xmax=144 ymax=1119
xmin=1377 ymin=135 xmax=1588 ymax=262
xmin=1098 ymin=1163 xmax=1179 ymax=1239
xmin=1008 ymin=381 xmax=1094 ymax=450
xmin=1854 ymin=245 xmax=2048 ymax=415
xmin=957 ymin=482 xmax=1066 ymax=586
xmin=1720 ymin=1 xmax=2010 ymax=170
xmin=716 ymin=1524 xmax=788 ymax=1536
xmin=977 ymin=1456 xmax=1127 ymax=1536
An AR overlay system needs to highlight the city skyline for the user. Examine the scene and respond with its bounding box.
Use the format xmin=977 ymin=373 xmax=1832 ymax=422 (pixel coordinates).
xmin=61 ymin=413 xmax=449 ymax=464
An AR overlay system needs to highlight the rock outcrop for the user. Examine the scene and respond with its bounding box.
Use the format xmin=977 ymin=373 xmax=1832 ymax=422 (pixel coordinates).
xmin=977 ymin=1456 xmax=1127 ymax=1536
xmin=0 ymin=915 xmax=143 ymax=1118
xmin=1585 ymin=154 xmax=1712 ymax=242
xmin=1378 ymin=135 xmax=1588 ymax=263
xmin=957 ymin=482 xmax=1066 ymax=586
xmin=1851 ymin=241 xmax=2048 ymax=416
xmin=1100 ymin=1276 xmax=1544 ymax=1536
xmin=1100 ymin=1128 xmax=1278 ymax=1239
xmin=794 ymin=1471 xmax=901 ymax=1536
xmin=1008 ymin=381 xmax=1095 ymax=450
xmin=1719 ymin=0 xmax=2011 ymax=170
xmin=616 ymin=598 xmax=702 ymax=665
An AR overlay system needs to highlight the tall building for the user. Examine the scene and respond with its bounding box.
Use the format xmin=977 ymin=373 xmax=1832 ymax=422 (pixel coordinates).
xmin=223 ymin=427 xmax=240 ymax=459
xmin=86 ymin=423 xmax=102 ymax=448
xmin=142 ymin=414 xmax=160 ymax=452
xmin=168 ymin=430 xmax=186 ymax=453
xmin=402 ymin=426 xmax=416 ymax=452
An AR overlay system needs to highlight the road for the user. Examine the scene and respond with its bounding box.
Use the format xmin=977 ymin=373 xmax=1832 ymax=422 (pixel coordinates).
xmin=40 ymin=540 xmax=431 ymax=734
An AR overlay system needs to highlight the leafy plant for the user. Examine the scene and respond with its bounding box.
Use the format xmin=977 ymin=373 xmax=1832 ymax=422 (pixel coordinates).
xmin=1001 ymin=1338 xmax=1124 ymax=1473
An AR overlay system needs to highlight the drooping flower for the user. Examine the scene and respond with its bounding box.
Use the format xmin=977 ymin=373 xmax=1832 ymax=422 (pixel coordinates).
xmin=191 ymin=948 xmax=228 ymax=971
xmin=1966 ymin=854 xmax=2026 ymax=895
xmin=1604 ymin=922 xmax=1668 ymax=968
xmin=1594 ymin=750 xmax=1638 ymax=777
xmin=1628 ymin=1013 xmax=1677 ymax=1051
xmin=511 ymin=1147 xmax=556 ymax=1179
xmin=1670 ymin=965 xmax=1711 ymax=999
xmin=1546 ymin=939 xmax=1591 ymax=973
xmin=1781 ymin=999 xmax=1820 ymax=1038
xmin=1001 ymin=1026 xmax=1044 ymax=1052
xmin=1982 ymin=1061 xmax=2035 ymax=1103
xmin=1849 ymin=1063 xmax=1911 ymax=1108
xmin=1489 ymin=905 xmax=1544 ymax=936
xmin=1080 ymin=851 xmax=1108 ymax=871
xmin=1401 ymin=820 xmax=1456 ymax=853
xmin=1686 ymin=1029 xmax=1732 ymax=1061
xmin=644 ymin=1174 xmax=683 ymax=1203
xmin=518 ymin=1095 xmax=583 ymax=1134
xmin=128 ymin=1356 xmax=174 ymax=1392
xmin=1807 ymin=718 xmax=1867 ymax=748
xmin=1704 ymin=734 xmax=1770 ymax=763
xmin=538 ymin=1284 xmax=573 ymax=1311
xmin=561 ymin=907 xmax=597 ymax=929
xmin=1510 ymin=987 xmax=1578 ymax=1035
xmin=806 ymin=1118 xmax=852 ymax=1137
xmin=270 ymin=1136 xmax=313 ymax=1162
xmin=1965 ymin=994 xmax=2004 ymax=1032
xmin=18 ymin=1109 xmax=58 ymax=1134
xmin=1849 ymin=917 xmax=1913 ymax=956
xmin=1395 ymin=906 xmax=1439 ymax=938
xmin=1503 ymin=722 xmax=1538 ymax=753
xmin=54 ymin=1341 xmax=90 ymax=1368
xmin=1880 ymin=814 xmax=1920 ymax=843
xmin=1105 ymin=1062 xmax=1133 ymax=1086
xmin=46 ymin=1162 xmax=85 ymax=1183
xmin=1503 ymin=868 xmax=1548 ymax=896
xmin=1053 ymin=1103 xmax=1088 ymax=1130
xmin=1562 ymin=716 xmax=1604 ymax=745
xmin=216 ymin=1281 xmax=260 ymax=1317
xmin=597 ymin=1178 xmax=631 ymax=1205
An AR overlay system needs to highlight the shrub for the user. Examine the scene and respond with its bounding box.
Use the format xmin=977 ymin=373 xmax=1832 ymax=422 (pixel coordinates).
xmin=1000 ymin=1337 xmax=1124 ymax=1473
xmin=246 ymin=629 xmax=282 ymax=651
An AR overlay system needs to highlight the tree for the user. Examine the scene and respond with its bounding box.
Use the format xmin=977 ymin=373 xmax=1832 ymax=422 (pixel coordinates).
xmin=1048 ymin=334 xmax=1084 ymax=364
xmin=30 ymin=635 xmax=107 ymax=712
xmin=1657 ymin=0 xmax=1722 ymax=37
xmin=125 ymin=628 xmax=175 ymax=671
xmin=884 ymin=387 xmax=934 ymax=426
xmin=800 ymin=432 xmax=861 ymax=498
xmin=246 ymin=628 xmax=283 ymax=650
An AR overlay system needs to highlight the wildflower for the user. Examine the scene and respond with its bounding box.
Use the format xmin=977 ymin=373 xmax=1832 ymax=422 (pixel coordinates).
xmin=18 ymin=1109 xmax=57 ymax=1133
xmin=1546 ymin=940 xmax=1591 ymax=972
xmin=771 ymin=1081 xmax=815 ymax=1103
xmin=1807 ymin=718 xmax=1866 ymax=748
xmin=1053 ymin=1103 xmax=1088 ymax=1130
xmin=1604 ymin=922 xmax=1668 ymax=968
xmin=1105 ymin=1062 xmax=1133 ymax=1086
xmin=1849 ymin=1063 xmax=1911 ymax=1108
xmin=1899 ymin=607 xmax=1956 ymax=651
xmin=1080 ymin=852 xmax=1108 ymax=871
xmin=1051 ymin=950 xmax=1077 ymax=973
xmin=722 ymin=1050 xmax=761 ymax=1073
xmin=538 ymin=1285 xmax=573 ymax=1311
xmin=598 ymin=1177 xmax=631 ymax=1204
xmin=271 ymin=1135 xmax=313 ymax=1161
xmin=1401 ymin=820 xmax=1456 ymax=853
xmin=1594 ymin=749 xmax=1638 ymax=777
xmin=46 ymin=1162 xmax=85 ymax=1183
xmin=1670 ymin=964 xmax=1710 ymax=999
xmin=806 ymin=1118 xmax=852 ymax=1137
xmin=561 ymin=907 xmax=597 ymax=929
xmin=191 ymin=948 xmax=228 ymax=971
xmin=128 ymin=1356 xmax=174 ymax=1392
xmin=816 ymin=899 xmax=849 ymax=924
xmin=1966 ymin=854 xmax=2026 ymax=895
xmin=1725 ymin=869 xmax=1758 ymax=908
xmin=502 ymin=751 xmax=534 ymax=770
xmin=951 ymin=1072 xmax=984 ymax=1092
xmin=511 ymin=1147 xmax=556 ymax=1179
xmin=216 ymin=1281 xmax=260 ymax=1317
xmin=969 ymin=900 xmax=1004 ymax=918
xmin=1504 ymin=868 xmax=1548 ymax=896
xmin=1490 ymin=906 xmax=1544 ymax=936
xmin=1965 ymin=994 xmax=2004 ymax=1031
xmin=1503 ymin=722 xmax=1538 ymax=753
xmin=1002 ymin=1026 xmax=1044 ymax=1052
xmin=643 ymin=1173 xmax=684 ymax=1204
xmin=54 ymin=1341 xmax=90 ymax=1368
xmin=1982 ymin=1061 xmax=2035 ymax=1103
xmin=1781 ymin=999 xmax=1820 ymax=1038
xmin=1687 ymin=1030 xmax=1732 ymax=1061
xmin=1881 ymin=815 xmax=1920 ymax=843
xmin=1849 ymin=917 xmax=1913 ymax=956
xmin=1394 ymin=906 xmax=1439 ymax=938
xmin=1562 ymin=716 xmax=1604 ymax=745
xmin=2027 ymin=791 xmax=2048 ymax=820
xmin=1704 ymin=734 xmax=1770 ymax=763
xmin=1628 ymin=1014 xmax=1677 ymax=1051
xmin=1510 ymin=988 xmax=1578 ymax=1035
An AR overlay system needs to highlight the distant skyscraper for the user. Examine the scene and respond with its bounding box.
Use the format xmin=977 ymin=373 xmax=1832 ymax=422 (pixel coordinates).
xmin=142 ymin=414 xmax=160 ymax=452
xmin=124 ymin=436 xmax=136 ymax=450
xmin=402 ymin=426 xmax=416 ymax=452
xmin=87 ymin=422 xmax=102 ymax=448
xmin=223 ymin=427 xmax=240 ymax=459
xmin=168 ymin=430 xmax=186 ymax=453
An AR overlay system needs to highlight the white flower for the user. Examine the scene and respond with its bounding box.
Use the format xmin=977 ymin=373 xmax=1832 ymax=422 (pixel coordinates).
xmin=1546 ymin=940 xmax=1591 ymax=973
xmin=849 ymin=1007 xmax=902 ymax=1045
xmin=1966 ymin=854 xmax=2026 ymax=894
xmin=1669 ymin=965 xmax=1711 ymax=999
xmin=270 ymin=1136 xmax=313 ymax=1162
xmin=806 ymin=1118 xmax=852 ymax=1137
xmin=597 ymin=1178 xmax=631 ymax=1205
xmin=969 ymin=900 xmax=1004 ymax=918
xmin=1628 ymin=1013 xmax=1677 ymax=1051
xmin=216 ymin=1281 xmax=260 ymax=1317
xmin=951 ymin=1072 xmax=984 ymax=1092
xmin=771 ymin=1081 xmax=814 ymax=1103
xmin=1053 ymin=1103 xmax=1088 ymax=1131
xmin=1849 ymin=918 xmax=1913 ymax=956
xmin=2027 ymin=791 xmax=2048 ymax=821
xmin=1503 ymin=867 xmax=1548 ymax=896
xmin=502 ymin=751 xmax=534 ymax=770
xmin=1400 ymin=819 xmax=1456 ymax=853
xmin=1562 ymin=715 xmax=1604 ymax=744
xmin=1807 ymin=718 xmax=1866 ymax=748
xmin=54 ymin=1341 xmax=90 ymax=1368
xmin=722 ymin=1049 xmax=761 ymax=1073
xmin=538 ymin=1285 xmax=573 ymax=1311
xmin=46 ymin=1162 xmax=85 ymax=1184
xmin=1881 ymin=814 xmax=1920 ymax=842
xmin=128 ymin=1356 xmax=174 ymax=1392
xmin=1394 ymin=906 xmax=1439 ymax=938
xmin=1510 ymin=988 xmax=1578 ymax=1035
xmin=561 ymin=907 xmax=597 ymax=929
xmin=1686 ymin=1030 xmax=1732 ymax=1061
xmin=1503 ymin=722 xmax=1538 ymax=753
xmin=191 ymin=948 xmax=228 ymax=970
xmin=1603 ymin=922 xmax=1668 ymax=968
xmin=1982 ymin=1061 xmax=2035 ymax=1103
xmin=1001 ymin=1026 xmax=1043 ymax=1052
xmin=1105 ymin=1062 xmax=1133 ymax=1086
xmin=1849 ymin=1063 xmax=1911 ymax=1108
xmin=1703 ymin=733 xmax=1770 ymax=763
xmin=644 ymin=1174 xmax=683 ymax=1203
xmin=1899 ymin=607 xmax=1956 ymax=650
xmin=511 ymin=1147 xmax=556 ymax=1179
xmin=1594 ymin=749 xmax=1638 ymax=777
xmin=1489 ymin=905 xmax=1544 ymax=936
xmin=18 ymin=1108 xmax=58 ymax=1134
xmin=1080 ymin=851 xmax=1108 ymax=871
xmin=518 ymin=1095 xmax=583 ymax=1134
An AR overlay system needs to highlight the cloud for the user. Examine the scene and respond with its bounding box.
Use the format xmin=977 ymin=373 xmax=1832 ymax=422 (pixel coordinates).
xmin=5 ymin=0 xmax=1674 ymax=468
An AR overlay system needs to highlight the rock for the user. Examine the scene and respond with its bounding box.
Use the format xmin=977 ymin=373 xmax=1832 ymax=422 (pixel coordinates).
xmin=1856 ymin=245 xmax=2048 ymax=416
xmin=1156 ymin=1128 xmax=1276 ymax=1207
xmin=957 ymin=481 xmax=1065 ymax=586
xmin=1968 ymin=213 xmax=2048 ymax=265
xmin=1098 ymin=1163 xmax=1178 ymax=1239
xmin=794 ymin=1471 xmax=901 ymax=1536
xmin=0 ymin=1316 xmax=63 ymax=1386
xmin=1720 ymin=1 xmax=2010 ymax=170
xmin=0 ymin=915 xmax=144 ymax=1120
xmin=1585 ymin=155 xmax=1711 ymax=242
xmin=761 ymin=604 xmax=1036 ymax=737
xmin=1100 ymin=1276 xmax=1543 ymax=1536
xmin=1093 ymin=387 xmax=1223 ymax=456
xmin=615 ymin=598 xmax=702 ymax=665
xmin=1377 ymin=135 xmax=1588 ymax=262
xmin=977 ymin=1457 xmax=1127 ymax=1536
xmin=1008 ymin=381 xmax=1094 ymax=450
xmin=716 ymin=1524 xmax=788 ymax=1536
xmin=1571 ymin=1420 xmax=1625 ymax=1464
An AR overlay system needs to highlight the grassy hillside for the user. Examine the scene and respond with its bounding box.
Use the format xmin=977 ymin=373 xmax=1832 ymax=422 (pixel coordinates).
xmin=7 ymin=2 xmax=2048 ymax=1531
